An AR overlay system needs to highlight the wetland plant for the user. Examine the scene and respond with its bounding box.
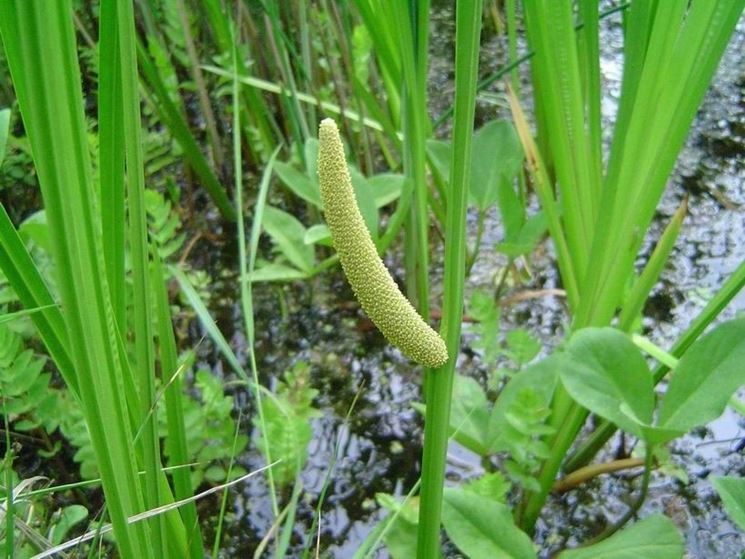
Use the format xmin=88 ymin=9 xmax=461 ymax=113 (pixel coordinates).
xmin=0 ymin=1 xmax=744 ymax=558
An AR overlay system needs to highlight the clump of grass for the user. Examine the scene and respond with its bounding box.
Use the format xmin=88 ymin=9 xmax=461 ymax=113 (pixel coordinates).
xmin=515 ymin=0 xmax=745 ymax=531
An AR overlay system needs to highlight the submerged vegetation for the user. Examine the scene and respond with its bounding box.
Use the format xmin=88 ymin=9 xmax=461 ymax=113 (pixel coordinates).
xmin=0 ymin=1 xmax=743 ymax=558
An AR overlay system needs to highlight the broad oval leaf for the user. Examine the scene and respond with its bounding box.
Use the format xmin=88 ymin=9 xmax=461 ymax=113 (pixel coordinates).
xmin=426 ymin=138 xmax=451 ymax=184
xmin=558 ymin=514 xmax=683 ymax=559
xmin=469 ymin=120 xmax=524 ymax=214
xmin=274 ymin=160 xmax=322 ymax=208
xmin=368 ymin=173 xmax=405 ymax=208
xmin=262 ymin=206 xmax=315 ymax=273
xmin=711 ymin=476 xmax=745 ymax=532
xmin=304 ymin=224 xmax=332 ymax=246
xmin=658 ymin=318 xmax=745 ymax=433
xmin=559 ymin=328 xmax=655 ymax=440
xmin=248 ymin=262 xmax=308 ymax=283
xmin=442 ymin=488 xmax=536 ymax=559
xmin=496 ymin=211 xmax=547 ymax=257
xmin=449 ymin=374 xmax=491 ymax=456
xmin=51 ymin=504 xmax=88 ymax=545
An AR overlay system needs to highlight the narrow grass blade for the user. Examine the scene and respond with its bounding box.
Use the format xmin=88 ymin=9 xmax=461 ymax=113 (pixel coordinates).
xmin=201 ymin=0 xmax=278 ymax=161
xmin=523 ymin=0 xmax=596 ymax=279
xmin=115 ymin=0 xmax=166 ymax=550
xmin=577 ymin=1 xmax=744 ymax=328
xmin=211 ymin=411 xmax=244 ymax=559
xmin=3 ymin=403 xmax=15 ymax=557
xmin=232 ymin=29 xmax=281 ymax=517
xmin=520 ymin=1 xmax=744 ymax=532
xmin=0 ymin=205 xmax=76 ymax=393
xmin=396 ymin=0 xmax=432 ymax=313
xmin=137 ymin=39 xmax=236 ymax=221
xmin=172 ymin=266 xmax=246 ymax=381
xmin=618 ymin=197 xmax=687 ymax=331
xmin=29 ymin=463 xmax=277 ymax=559
xmin=0 ymin=304 xmax=57 ymax=325
xmin=151 ymin=250 xmax=203 ymax=559
xmin=0 ymin=2 xmax=151 ymax=555
xmin=577 ymin=0 xmax=602 ymax=185
xmin=203 ymin=66 xmax=386 ymax=132
xmin=97 ymin=0 xmax=126 ymax=330
xmin=508 ymin=88 xmax=579 ymax=311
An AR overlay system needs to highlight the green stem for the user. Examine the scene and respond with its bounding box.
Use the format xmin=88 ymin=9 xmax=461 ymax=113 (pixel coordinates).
xmin=118 ymin=0 xmax=166 ymax=551
xmin=417 ymin=1 xmax=482 ymax=556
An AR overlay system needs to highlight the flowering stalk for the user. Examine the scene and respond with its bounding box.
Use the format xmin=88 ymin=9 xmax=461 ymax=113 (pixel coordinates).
xmin=317 ymin=118 xmax=448 ymax=368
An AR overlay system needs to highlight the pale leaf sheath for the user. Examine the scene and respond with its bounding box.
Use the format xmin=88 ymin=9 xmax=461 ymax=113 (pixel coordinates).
xmin=317 ymin=118 xmax=448 ymax=368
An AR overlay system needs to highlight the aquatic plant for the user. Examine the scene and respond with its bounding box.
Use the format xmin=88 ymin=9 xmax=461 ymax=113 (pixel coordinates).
xmin=1 ymin=1 xmax=743 ymax=557
xmin=317 ymin=118 xmax=448 ymax=368
xmin=514 ymin=0 xmax=745 ymax=531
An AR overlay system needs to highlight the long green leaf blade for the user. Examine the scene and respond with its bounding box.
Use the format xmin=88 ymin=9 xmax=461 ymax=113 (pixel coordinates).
xmin=0 ymin=2 xmax=151 ymax=555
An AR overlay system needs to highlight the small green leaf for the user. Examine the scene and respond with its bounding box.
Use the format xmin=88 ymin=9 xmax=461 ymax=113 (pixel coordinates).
xmin=376 ymin=493 xmax=419 ymax=525
xmin=248 ymin=262 xmax=308 ymax=283
xmin=469 ymin=289 xmax=499 ymax=323
xmin=19 ymin=210 xmax=51 ymax=253
xmin=658 ymin=319 xmax=745 ymax=433
xmin=51 ymin=504 xmax=88 ymax=545
xmin=371 ymin=501 xmax=419 ymax=559
xmin=559 ymin=328 xmax=655 ymax=440
xmin=558 ymin=514 xmax=683 ymax=559
xmin=488 ymin=357 xmax=558 ymax=452
xmin=274 ymin=160 xmax=322 ymax=207
xmin=304 ymin=138 xmax=319 ymax=181
xmin=262 ymin=206 xmax=315 ymax=272
xmin=383 ymin=515 xmax=418 ymax=559
xmin=469 ymin=289 xmax=502 ymax=365
xmin=442 ymin=488 xmax=536 ymax=559
xmin=462 ymin=472 xmax=510 ymax=504
xmin=469 ymin=120 xmax=524 ymax=215
xmin=368 ymin=173 xmax=406 ymax=207
xmin=426 ymin=138 xmax=451 ymax=182
xmin=303 ymin=224 xmax=332 ymax=246
xmin=449 ymin=375 xmax=491 ymax=456
xmin=505 ymin=328 xmax=541 ymax=366
xmin=712 ymin=476 xmax=745 ymax=531
xmin=496 ymin=211 xmax=547 ymax=257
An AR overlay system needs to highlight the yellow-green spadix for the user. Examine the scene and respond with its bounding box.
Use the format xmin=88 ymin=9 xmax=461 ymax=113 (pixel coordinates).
xmin=317 ymin=118 xmax=448 ymax=368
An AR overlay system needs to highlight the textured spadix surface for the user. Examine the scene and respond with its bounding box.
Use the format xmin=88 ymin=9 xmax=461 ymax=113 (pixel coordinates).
xmin=317 ymin=118 xmax=448 ymax=368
